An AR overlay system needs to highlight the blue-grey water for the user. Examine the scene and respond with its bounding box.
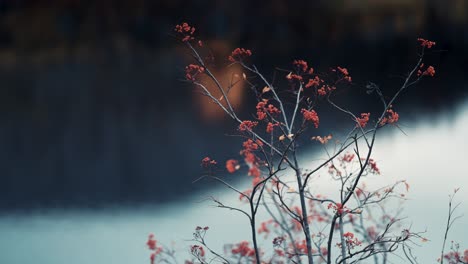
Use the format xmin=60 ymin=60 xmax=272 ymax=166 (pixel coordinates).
xmin=1 ymin=103 xmax=468 ymax=264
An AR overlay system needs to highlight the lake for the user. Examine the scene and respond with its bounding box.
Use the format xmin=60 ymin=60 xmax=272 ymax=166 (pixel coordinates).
xmin=1 ymin=102 xmax=467 ymax=264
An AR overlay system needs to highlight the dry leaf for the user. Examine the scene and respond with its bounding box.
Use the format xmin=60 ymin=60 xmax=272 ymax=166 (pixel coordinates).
xmin=262 ymin=86 xmax=271 ymax=93
xmin=404 ymin=181 xmax=410 ymax=192
xmin=312 ymin=134 xmax=333 ymax=144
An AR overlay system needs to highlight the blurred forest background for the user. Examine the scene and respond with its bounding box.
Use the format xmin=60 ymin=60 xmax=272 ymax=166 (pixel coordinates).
xmin=0 ymin=0 xmax=467 ymax=210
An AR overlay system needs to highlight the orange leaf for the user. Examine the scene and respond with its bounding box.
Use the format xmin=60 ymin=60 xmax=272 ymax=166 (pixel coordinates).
xmin=262 ymin=86 xmax=271 ymax=93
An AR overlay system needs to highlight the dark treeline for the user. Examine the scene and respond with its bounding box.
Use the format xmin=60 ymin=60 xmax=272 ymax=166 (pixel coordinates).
xmin=0 ymin=0 xmax=466 ymax=210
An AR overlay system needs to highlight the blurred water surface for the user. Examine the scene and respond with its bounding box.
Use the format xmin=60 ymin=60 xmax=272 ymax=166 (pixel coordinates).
xmin=1 ymin=100 xmax=467 ymax=264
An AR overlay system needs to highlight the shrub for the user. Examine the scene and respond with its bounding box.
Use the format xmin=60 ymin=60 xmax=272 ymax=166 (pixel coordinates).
xmin=146 ymin=23 xmax=465 ymax=264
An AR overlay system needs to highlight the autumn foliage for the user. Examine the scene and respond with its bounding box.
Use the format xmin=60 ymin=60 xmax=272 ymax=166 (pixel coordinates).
xmin=145 ymin=23 xmax=466 ymax=264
